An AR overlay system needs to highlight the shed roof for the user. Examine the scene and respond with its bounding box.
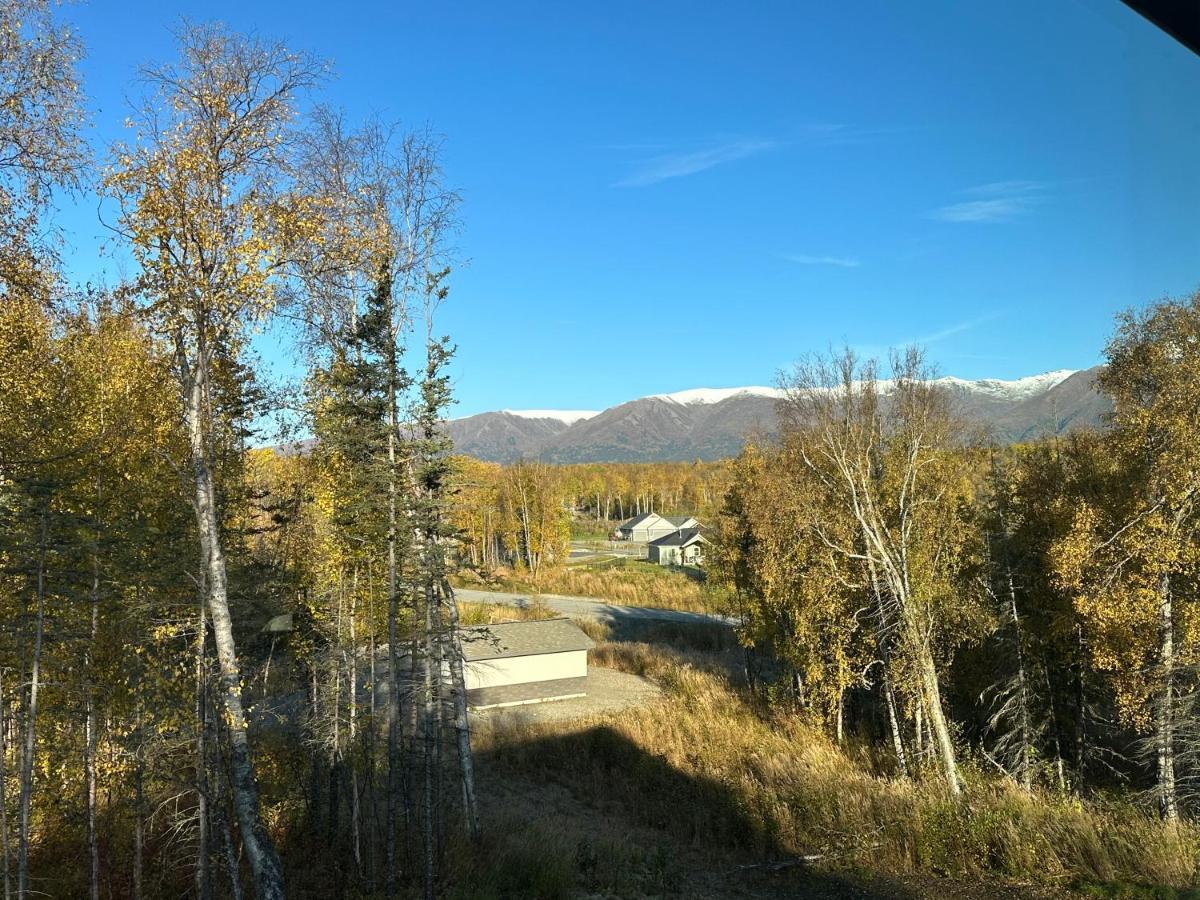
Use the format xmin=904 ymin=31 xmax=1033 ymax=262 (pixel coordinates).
xmin=648 ymin=527 xmax=708 ymax=548
xmin=459 ymin=618 xmax=595 ymax=661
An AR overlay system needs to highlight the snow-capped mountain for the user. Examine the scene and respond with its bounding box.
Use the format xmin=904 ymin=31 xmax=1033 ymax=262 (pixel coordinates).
xmin=650 ymin=386 xmax=783 ymax=405
xmin=500 ymin=409 xmax=599 ymax=424
xmin=445 ymin=368 xmax=1109 ymax=463
xmin=933 ymin=370 xmax=1077 ymax=402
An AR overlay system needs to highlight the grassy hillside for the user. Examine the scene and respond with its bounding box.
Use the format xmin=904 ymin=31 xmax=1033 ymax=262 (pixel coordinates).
xmin=454 ymin=626 xmax=1198 ymax=898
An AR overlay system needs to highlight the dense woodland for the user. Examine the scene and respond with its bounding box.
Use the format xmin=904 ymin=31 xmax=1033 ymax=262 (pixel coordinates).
xmin=0 ymin=8 xmax=484 ymax=899
xmin=5 ymin=2 xmax=1200 ymax=899
xmin=711 ymin=319 xmax=1200 ymax=822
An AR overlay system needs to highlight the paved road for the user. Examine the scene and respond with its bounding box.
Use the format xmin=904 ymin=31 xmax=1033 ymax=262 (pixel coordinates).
xmin=454 ymin=587 xmax=732 ymax=627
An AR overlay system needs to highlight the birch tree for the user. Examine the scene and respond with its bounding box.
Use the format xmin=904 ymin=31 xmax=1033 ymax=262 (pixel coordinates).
xmin=1055 ymin=293 xmax=1200 ymax=820
xmin=106 ymin=24 xmax=326 ymax=897
xmin=0 ymin=0 xmax=87 ymax=294
xmin=777 ymin=347 xmax=980 ymax=794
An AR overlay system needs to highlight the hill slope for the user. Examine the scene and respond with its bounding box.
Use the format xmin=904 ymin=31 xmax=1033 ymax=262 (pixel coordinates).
xmin=446 ymin=367 xmax=1110 ymax=463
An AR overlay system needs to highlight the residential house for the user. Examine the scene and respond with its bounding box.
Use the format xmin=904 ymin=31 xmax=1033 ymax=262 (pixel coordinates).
xmin=613 ymin=512 xmax=678 ymax=542
xmin=647 ymin=528 xmax=708 ymax=566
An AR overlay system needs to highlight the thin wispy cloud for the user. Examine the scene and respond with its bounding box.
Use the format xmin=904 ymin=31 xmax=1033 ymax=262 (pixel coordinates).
xmin=610 ymin=123 xmax=885 ymax=189
xmin=782 ymin=253 xmax=861 ymax=268
xmin=614 ymin=138 xmax=779 ymax=188
xmin=853 ymin=312 xmax=1004 ymax=360
xmin=929 ymin=180 xmax=1049 ymax=223
xmin=913 ymin=312 xmax=1004 ymax=345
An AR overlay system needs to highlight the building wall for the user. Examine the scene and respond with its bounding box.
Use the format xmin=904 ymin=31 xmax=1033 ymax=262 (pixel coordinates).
xmin=651 ymin=545 xmax=680 ymax=566
xmin=636 ymin=524 xmax=678 ymax=542
xmin=651 ymin=542 xmax=704 ymax=566
xmin=465 ymin=649 xmax=587 ymax=691
xmin=467 ymin=676 xmax=587 ymax=709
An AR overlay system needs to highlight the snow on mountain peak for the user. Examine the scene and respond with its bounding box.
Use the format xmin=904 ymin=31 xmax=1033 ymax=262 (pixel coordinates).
xmin=644 ymin=372 xmax=1079 ymax=407
xmin=933 ymin=370 xmax=1077 ymax=401
xmin=502 ymin=409 xmax=599 ymax=425
xmin=649 ymin=386 xmax=784 ymax=405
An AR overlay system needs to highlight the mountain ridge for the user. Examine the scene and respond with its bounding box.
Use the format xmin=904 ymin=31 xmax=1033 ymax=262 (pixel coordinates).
xmin=446 ymin=367 xmax=1109 ymax=463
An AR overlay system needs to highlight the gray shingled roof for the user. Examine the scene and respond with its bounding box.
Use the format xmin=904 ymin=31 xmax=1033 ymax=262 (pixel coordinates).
xmin=617 ymin=512 xmax=660 ymax=530
xmin=459 ymin=618 xmax=595 ymax=661
xmin=648 ymin=527 xmax=707 ymax=548
xmin=663 ymin=515 xmax=697 ymax=527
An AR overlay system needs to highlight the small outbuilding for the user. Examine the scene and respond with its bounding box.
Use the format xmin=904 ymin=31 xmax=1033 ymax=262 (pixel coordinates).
xmin=460 ymin=618 xmax=596 ymax=709
xmin=647 ymin=528 xmax=708 ymax=567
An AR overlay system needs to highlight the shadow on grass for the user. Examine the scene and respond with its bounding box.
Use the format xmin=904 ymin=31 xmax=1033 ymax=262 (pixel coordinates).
xmin=471 ymin=722 xmax=928 ymax=899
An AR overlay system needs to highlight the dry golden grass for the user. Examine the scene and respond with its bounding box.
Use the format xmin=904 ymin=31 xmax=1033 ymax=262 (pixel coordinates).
xmin=457 ymin=599 xmax=558 ymax=625
xmin=478 ymin=640 xmax=1200 ymax=892
xmin=461 ymin=560 xmax=722 ymax=613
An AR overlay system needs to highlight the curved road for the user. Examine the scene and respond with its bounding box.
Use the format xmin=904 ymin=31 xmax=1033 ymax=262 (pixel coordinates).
xmin=454 ymin=587 xmax=733 ymax=627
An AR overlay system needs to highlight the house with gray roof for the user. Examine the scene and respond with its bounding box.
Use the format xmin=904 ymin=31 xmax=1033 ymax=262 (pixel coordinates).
xmin=459 ymin=618 xmax=595 ymax=708
xmin=647 ymin=527 xmax=708 ymax=567
xmin=614 ymin=512 xmax=701 ymax=542
xmin=613 ymin=512 xmax=670 ymax=542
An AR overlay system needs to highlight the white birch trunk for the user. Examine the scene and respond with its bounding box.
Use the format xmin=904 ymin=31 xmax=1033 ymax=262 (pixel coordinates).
xmin=16 ymin=505 xmax=48 ymax=900
xmin=186 ymin=357 xmax=285 ymax=900
xmin=439 ymin=579 xmax=480 ymax=838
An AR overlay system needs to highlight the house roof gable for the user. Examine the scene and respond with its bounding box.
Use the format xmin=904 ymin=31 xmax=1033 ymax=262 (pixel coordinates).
xmin=617 ymin=512 xmax=664 ymax=530
xmin=648 ymin=528 xmax=708 ymax=548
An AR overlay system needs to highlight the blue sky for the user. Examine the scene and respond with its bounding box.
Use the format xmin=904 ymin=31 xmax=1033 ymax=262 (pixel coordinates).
xmin=56 ymin=0 xmax=1200 ymax=416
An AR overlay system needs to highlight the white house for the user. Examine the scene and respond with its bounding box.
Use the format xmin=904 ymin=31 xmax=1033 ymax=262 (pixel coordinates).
xmin=614 ymin=512 xmax=700 ymax=542
xmin=459 ymin=618 xmax=595 ymax=709
xmin=647 ymin=528 xmax=708 ymax=567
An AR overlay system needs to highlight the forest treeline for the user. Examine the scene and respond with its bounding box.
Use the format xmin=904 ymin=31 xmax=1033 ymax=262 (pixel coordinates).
xmin=710 ymin=307 xmax=1200 ymax=822
xmin=5 ymin=1 xmax=1200 ymax=897
xmin=449 ymin=457 xmax=728 ymax=575
xmin=1 ymin=7 xmax=484 ymax=899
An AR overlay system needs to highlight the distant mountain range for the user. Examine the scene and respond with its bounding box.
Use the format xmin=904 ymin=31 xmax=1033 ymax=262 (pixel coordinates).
xmin=446 ymin=368 xmax=1110 ymax=463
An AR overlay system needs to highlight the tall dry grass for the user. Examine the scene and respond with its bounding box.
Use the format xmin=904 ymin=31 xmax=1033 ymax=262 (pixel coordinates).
xmin=457 ymin=598 xmax=558 ymax=625
xmin=478 ymin=641 xmax=1200 ymax=892
xmin=463 ymin=560 xmax=721 ymax=613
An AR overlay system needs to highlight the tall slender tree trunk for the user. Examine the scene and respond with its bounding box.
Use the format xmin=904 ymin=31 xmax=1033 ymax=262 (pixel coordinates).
xmin=348 ymin=570 xmax=362 ymax=874
xmin=1157 ymin=573 xmax=1178 ymax=821
xmin=86 ymin=514 xmax=101 ymax=900
xmin=439 ymin=580 xmax=480 ymax=838
xmin=1005 ymin=571 xmax=1033 ymax=791
xmin=914 ymin=639 xmax=961 ymax=795
xmin=385 ymin=397 xmax=401 ymax=897
xmin=195 ymin=549 xmax=212 ymax=900
xmin=132 ymin=750 xmax=144 ymax=900
xmin=867 ymin=558 xmax=908 ymax=776
xmin=1041 ymin=657 xmax=1067 ymax=792
xmin=422 ymin=594 xmax=436 ymax=900
xmin=16 ymin=504 xmax=48 ymax=900
xmin=1074 ymin=624 xmax=1087 ymax=775
xmin=883 ymin=667 xmax=908 ymax=777
xmin=219 ymin=802 xmax=244 ymax=900
xmin=1 ymin=666 xmax=12 ymax=900
xmin=186 ymin=358 xmax=285 ymax=900
xmin=914 ymin=700 xmax=924 ymax=761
